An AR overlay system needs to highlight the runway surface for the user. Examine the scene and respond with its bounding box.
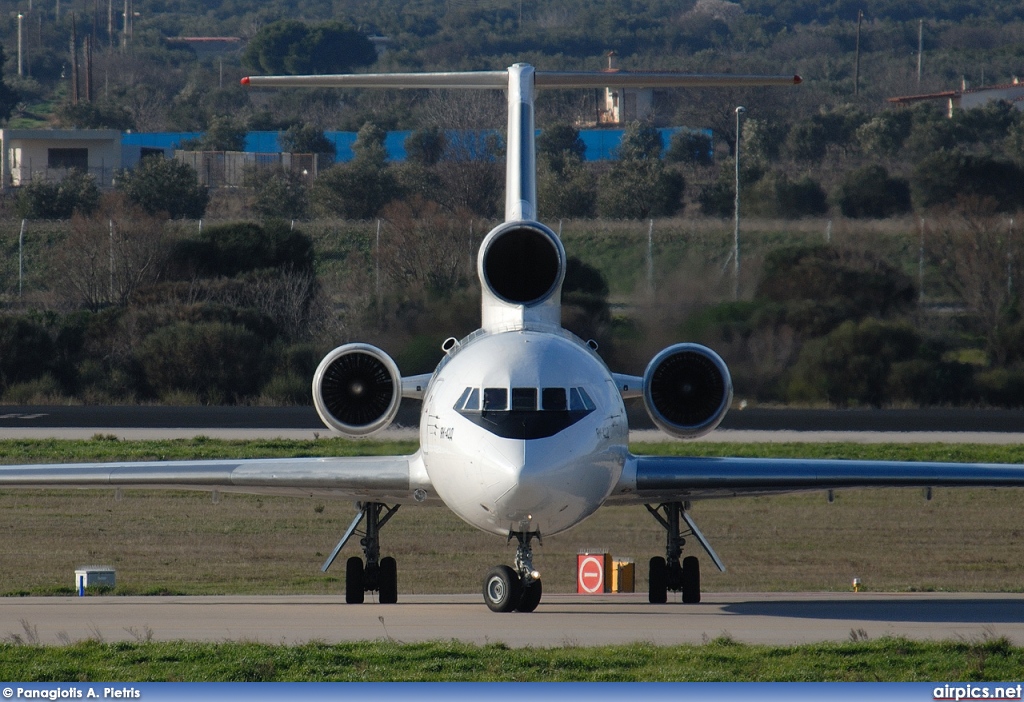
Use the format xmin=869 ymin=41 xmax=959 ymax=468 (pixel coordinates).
xmin=5 ymin=592 xmax=1024 ymax=647
xmin=0 ymin=405 xmax=1023 ymax=442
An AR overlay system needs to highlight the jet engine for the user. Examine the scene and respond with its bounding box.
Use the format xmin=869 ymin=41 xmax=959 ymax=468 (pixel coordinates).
xmin=312 ymin=343 xmax=402 ymax=437
xmin=479 ymin=221 xmax=564 ymax=306
xmin=642 ymin=343 xmax=733 ymax=439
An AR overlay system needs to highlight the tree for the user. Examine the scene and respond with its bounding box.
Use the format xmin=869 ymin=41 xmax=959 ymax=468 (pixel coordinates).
xmin=117 ymin=157 xmax=209 ymax=219
xmin=405 ymin=128 xmax=446 ymax=166
xmin=181 ymin=116 xmax=246 ymax=152
xmin=927 ymin=200 xmax=1024 ymax=366
xmin=49 ymin=194 xmax=172 ymax=310
xmin=312 ymin=122 xmax=398 ymax=219
xmin=244 ymin=165 xmax=309 ymax=220
xmin=15 ymin=170 xmax=100 ymax=220
xmin=0 ymin=46 xmax=19 ymax=123
xmin=536 ymin=123 xmax=596 ymax=218
xmin=665 ymin=130 xmax=714 ymax=166
xmin=597 ymin=122 xmax=684 ymax=219
xmin=242 ymin=20 xmax=375 ymax=75
xmin=281 ymin=124 xmax=336 ymax=164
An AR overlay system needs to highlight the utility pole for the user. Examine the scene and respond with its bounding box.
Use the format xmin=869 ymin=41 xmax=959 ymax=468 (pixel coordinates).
xmin=733 ymin=105 xmax=746 ymax=301
xmin=917 ymin=19 xmax=924 ymax=87
xmin=70 ymin=14 xmax=79 ymax=105
xmin=854 ymin=10 xmax=863 ymax=97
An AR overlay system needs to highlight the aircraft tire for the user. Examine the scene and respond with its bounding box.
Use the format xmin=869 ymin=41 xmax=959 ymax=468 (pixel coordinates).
xmin=681 ymin=555 xmax=701 ymax=604
xmin=483 ymin=565 xmax=522 ymax=613
xmin=648 ymin=556 xmax=668 ymax=604
xmin=379 ymin=556 xmax=398 ymax=604
xmin=346 ymin=556 xmax=365 ymax=604
xmin=516 ymin=579 xmax=542 ymax=613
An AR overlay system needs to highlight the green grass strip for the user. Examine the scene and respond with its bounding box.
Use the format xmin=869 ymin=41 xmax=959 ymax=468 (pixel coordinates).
xmin=0 ymin=437 xmax=1022 ymax=464
xmin=1 ymin=636 xmax=1022 ymax=681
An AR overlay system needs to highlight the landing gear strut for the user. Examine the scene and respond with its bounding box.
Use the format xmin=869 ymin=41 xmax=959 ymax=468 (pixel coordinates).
xmin=645 ymin=502 xmax=725 ymax=604
xmin=323 ymin=502 xmax=400 ymax=604
xmin=483 ymin=531 xmax=542 ymax=613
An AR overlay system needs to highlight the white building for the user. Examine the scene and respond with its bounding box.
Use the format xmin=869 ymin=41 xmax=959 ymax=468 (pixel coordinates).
xmin=888 ymin=79 xmax=1024 ymax=117
xmin=0 ymin=129 xmax=122 ymax=188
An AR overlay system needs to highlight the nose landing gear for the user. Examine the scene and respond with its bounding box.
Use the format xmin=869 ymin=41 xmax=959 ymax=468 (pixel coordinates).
xmin=483 ymin=530 xmax=543 ymax=613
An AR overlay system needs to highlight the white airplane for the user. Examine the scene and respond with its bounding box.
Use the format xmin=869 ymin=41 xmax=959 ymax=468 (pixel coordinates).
xmin=7 ymin=65 xmax=1024 ymax=613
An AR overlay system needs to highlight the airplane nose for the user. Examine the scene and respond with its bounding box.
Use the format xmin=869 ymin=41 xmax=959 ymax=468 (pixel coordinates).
xmin=485 ymin=440 xmax=618 ymax=534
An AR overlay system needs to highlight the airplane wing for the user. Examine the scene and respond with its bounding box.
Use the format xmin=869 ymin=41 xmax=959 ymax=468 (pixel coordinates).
xmin=0 ymin=452 xmax=435 ymax=504
xmin=608 ymin=453 xmax=1024 ymax=504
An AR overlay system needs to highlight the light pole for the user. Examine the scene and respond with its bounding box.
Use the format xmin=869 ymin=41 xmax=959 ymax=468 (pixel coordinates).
xmin=733 ymin=105 xmax=746 ymax=301
xmin=17 ymin=14 xmax=23 ymax=77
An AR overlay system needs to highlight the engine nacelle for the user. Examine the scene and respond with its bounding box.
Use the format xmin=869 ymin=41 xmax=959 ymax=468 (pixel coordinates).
xmin=479 ymin=221 xmax=564 ymax=306
xmin=312 ymin=343 xmax=401 ymax=437
xmin=642 ymin=343 xmax=733 ymax=439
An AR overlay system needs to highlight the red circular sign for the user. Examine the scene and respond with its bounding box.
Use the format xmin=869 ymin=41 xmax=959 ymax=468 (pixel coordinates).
xmin=578 ymin=555 xmax=605 ymax=594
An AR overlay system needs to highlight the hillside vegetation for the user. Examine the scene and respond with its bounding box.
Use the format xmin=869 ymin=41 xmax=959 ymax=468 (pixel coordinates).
xmin=0 ymin=1 xmax=1022 ymax=407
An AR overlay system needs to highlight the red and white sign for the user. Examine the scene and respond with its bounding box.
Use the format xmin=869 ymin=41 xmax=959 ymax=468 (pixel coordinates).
xmin=576 ymin=553 xmax=609 ymax=594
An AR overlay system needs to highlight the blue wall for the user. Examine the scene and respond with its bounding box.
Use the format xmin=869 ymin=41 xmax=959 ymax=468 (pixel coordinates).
xmin=122 ymin=127 xmax=710 ymax=162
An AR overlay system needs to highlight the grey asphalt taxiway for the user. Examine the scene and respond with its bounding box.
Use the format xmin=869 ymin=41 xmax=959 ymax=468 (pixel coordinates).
xmin=4 ymin=593 xmax=1024 ymax=646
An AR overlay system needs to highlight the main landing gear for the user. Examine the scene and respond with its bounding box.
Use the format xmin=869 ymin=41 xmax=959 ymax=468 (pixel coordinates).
xmin=483 ymin=531 xmax=543 ymax=613
xmin=322 ymin=502 xmax=400 ymax=604
xmin=645 ymin=502 xmax=725 ymax=604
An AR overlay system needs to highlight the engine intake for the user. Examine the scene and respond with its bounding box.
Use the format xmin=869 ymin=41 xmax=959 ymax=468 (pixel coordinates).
xmin=479 ymin=221 xmax=564 ymax=306
xmin=643 ymin=344 xmax=733 ymax=439
xmin=313 ymin=343 xmax=401 ymax=437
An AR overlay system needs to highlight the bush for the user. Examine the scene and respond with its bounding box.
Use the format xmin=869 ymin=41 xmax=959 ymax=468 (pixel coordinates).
xmin=786 ymin=319 xmax=923 ymax=407
xmin=834 ymin=165 xmax=911 ymax=218
xmin=136 ymin=322 xmax=269 ymax=403
xmin=0 ymin=316 xmax=56 ymax=390
xmin=15 ymin=170 xmax=100 ymax=219
xmin=117 ymin=157 xmax=209 ymax=219
xmin=172 ymin=221 xmax=315 ymax=278
xmin=911 ymin=151 xmax=1024 ymax=212
xmin=746 ymin=172 xmax=828 ymax=218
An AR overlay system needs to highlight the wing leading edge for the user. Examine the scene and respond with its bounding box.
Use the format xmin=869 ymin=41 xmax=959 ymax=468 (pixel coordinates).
xmin=0 ymin=453 xmax=432 ymax=503
xmin=608 ymin=454 xmax=1024 ymax=504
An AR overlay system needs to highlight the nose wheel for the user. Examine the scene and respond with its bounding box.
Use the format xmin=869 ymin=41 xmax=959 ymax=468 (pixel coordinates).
xmin=483 ymin=531 xmax=542 ymax=612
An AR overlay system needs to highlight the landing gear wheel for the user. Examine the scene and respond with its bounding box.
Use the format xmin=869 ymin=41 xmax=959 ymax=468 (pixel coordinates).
xmin=516 ymin=579 xmax=542 ymax=613
xmin=483 ymin=565 xmax=522 ymax=613
xmin=681 ymin=555 xmax=701 ymax=604
xmin=345 ymin=556 xmax=365 ymax=604
xmin=648 ymin=556 xmax=668 ymax=604
xmin=379 ymin=556 xmax=398 ymax=604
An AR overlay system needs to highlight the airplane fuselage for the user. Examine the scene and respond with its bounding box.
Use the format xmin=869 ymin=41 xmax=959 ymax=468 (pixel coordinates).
xmin=420 ymin=328 xmax=629 ymax=537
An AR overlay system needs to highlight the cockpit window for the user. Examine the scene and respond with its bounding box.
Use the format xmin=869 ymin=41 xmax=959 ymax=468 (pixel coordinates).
xmin=454 ymin=387 xmax=472 ymax=410
xmin=483 ymin=388 xmax=508 ymax=411
xmin=464 ymin=388 xmax=480 ymax=410
xmin=542 ymin=387 xmax=567 ymax=411
xmin=569 ymin=387 xmax=596 ymax=411
xmin=511 ymin=387 xmax=537 ymax=411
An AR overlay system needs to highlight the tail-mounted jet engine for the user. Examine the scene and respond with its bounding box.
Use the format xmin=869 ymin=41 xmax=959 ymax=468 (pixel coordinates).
xmin=479 ymin=221 xmax=564 ymax=306
xmin=313 ymin=343 xmax=402 ymax=437
xmin=642 ymin=343 xmax=733 ymax=439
